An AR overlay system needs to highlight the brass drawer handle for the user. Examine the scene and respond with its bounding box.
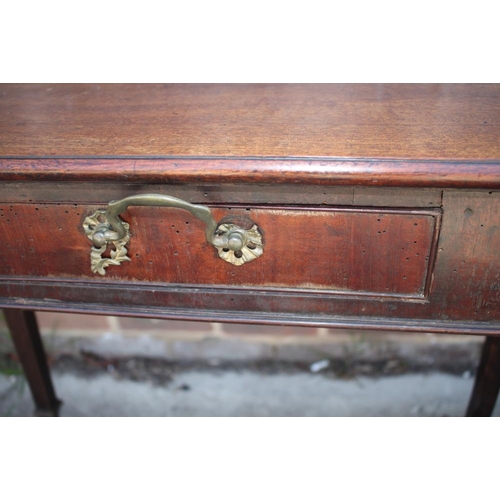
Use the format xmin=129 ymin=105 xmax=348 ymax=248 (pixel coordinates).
xmin=83 ymin=194 xmax=263 ymax=275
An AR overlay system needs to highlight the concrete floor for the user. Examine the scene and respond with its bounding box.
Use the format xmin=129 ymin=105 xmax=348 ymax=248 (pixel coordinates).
xmin=2 ymin=313 xmax=497 ymax=417
xmin=2 ymin=369 xmax=498 ymax=417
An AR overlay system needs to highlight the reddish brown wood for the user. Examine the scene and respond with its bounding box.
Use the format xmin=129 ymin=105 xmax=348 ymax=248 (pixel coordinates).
xmin=466 ymin=337 xmax=500 ymax=416
xmin=3 ymin=309 xmax=61 ymax=416
xmin=1 ymin=84 xmax=500 ymax=160
xmin=2 ymin=189 xmax=499 ymax=326
xmin=0 ymin=203 xmax=440 ymax=299
xmin=4 ymin=288 xmax=500 ymax=335
xmin=1 ymin=158 xmax=500 ymax=188
xmin=0 ymin=182 xmax=444 ymax=207
xmin=1 ymin=84 xmax=500 ymax=416
xmin=430 ymin=191 xmax=500 ymax=323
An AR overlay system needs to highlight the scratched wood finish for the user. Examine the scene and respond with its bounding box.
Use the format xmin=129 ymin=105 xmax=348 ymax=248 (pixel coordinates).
xmin=2 ymin=158 xmax=500 ymax=189
xmin=2 ymin=84 xmax=500 ymax=418
xmin=0 ymin=204 xmax=438 ymax=298
xmin=0 ymin=84 xmax=499 ymax=334
xmin=1 ymin=84 xmax=500 ymax=160
xmin=1 ymin=190 xmax=499 ymax=326
xmin=429 ymin=191 xmax=500 ymax=322
xmin=0 ymin=182 xmax=443 ymax=207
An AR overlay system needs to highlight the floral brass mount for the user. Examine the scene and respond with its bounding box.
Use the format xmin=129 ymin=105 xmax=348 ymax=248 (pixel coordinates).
xmin=83 ymin=194 xmax=263 ymax=275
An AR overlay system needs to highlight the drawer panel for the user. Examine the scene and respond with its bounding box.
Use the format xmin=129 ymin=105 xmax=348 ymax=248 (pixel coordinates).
xmin=0 ymin=203 xmax=440 ymax=299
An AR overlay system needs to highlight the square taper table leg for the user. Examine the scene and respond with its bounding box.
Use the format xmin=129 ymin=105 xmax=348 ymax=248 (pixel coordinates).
xmin=466 ymin=336 xmax=500 ymax=417
xmin=4 ymin=309 xmax=61 ymax=417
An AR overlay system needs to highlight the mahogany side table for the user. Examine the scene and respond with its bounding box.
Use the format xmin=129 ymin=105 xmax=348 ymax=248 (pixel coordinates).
xmin=1 ymin=84 xmax=499 ymax=416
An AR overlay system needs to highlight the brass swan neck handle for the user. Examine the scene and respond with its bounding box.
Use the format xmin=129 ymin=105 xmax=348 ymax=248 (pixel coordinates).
xmin=91 ymin=194 xmax=218 ymax=246
xmin=83 ymin=194 xmax=263 ymax=275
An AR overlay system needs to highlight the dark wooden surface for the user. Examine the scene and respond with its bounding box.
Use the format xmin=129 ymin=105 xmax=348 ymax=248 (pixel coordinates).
xmin=1 ymin=188 xmax=499 ymax=329
xmin=1 ymin=84 xmax=500 ymax=415
xmin=1 ymin=84 xmax=500 ymax=160
xmin=2 ymin=158 xmax=500 ymax=188
xmin=0 ymin=85 xmax=499 ymax=331
xmin=0 ymin=204 xmax=439 ymax=298
xmin=0 ymin=182 xmax=444 ymax=207
xmin=4 ymin=309 xmax=61 ymax=416
xmin=466 ymin=337 xmax=500 ymax=416
xmin=0 ymin=85 xmax=500 ymax=330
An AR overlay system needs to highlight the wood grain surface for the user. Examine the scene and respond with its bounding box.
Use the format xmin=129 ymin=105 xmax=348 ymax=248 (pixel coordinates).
xmin=3 ymin=84 xmax=500 ymax=416
xmin=2 ymin=190 xmax=500 ymax=326
xmin=1 ymin=84 xmax=500 ymax=160
xmin=1 ymin=85 xmax=500 ymax=335
xmin=0 ymin=203 xmax=439 ymax=299
xmin=1 ymin=158 xmax=500 ymax=188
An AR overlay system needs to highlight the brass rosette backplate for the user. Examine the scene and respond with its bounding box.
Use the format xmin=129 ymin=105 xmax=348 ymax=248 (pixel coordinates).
xmin=213 ymin=223 xmax=264 ymax=266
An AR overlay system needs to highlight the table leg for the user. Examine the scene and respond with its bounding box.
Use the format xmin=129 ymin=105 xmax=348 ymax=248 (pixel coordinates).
xmin=466 ymin=336 xmax=500 ymax=417
xmin=4 ymin=309 xmax=61 ymax=416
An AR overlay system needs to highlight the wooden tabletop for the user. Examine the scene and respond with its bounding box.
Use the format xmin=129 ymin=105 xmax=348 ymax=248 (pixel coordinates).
xmin=1 ymin=84 xmax=500 ymax=160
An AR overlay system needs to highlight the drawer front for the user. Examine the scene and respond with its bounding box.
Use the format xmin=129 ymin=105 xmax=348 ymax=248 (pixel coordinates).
xmin=0 ymin=203 xmax=440 ymax=300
